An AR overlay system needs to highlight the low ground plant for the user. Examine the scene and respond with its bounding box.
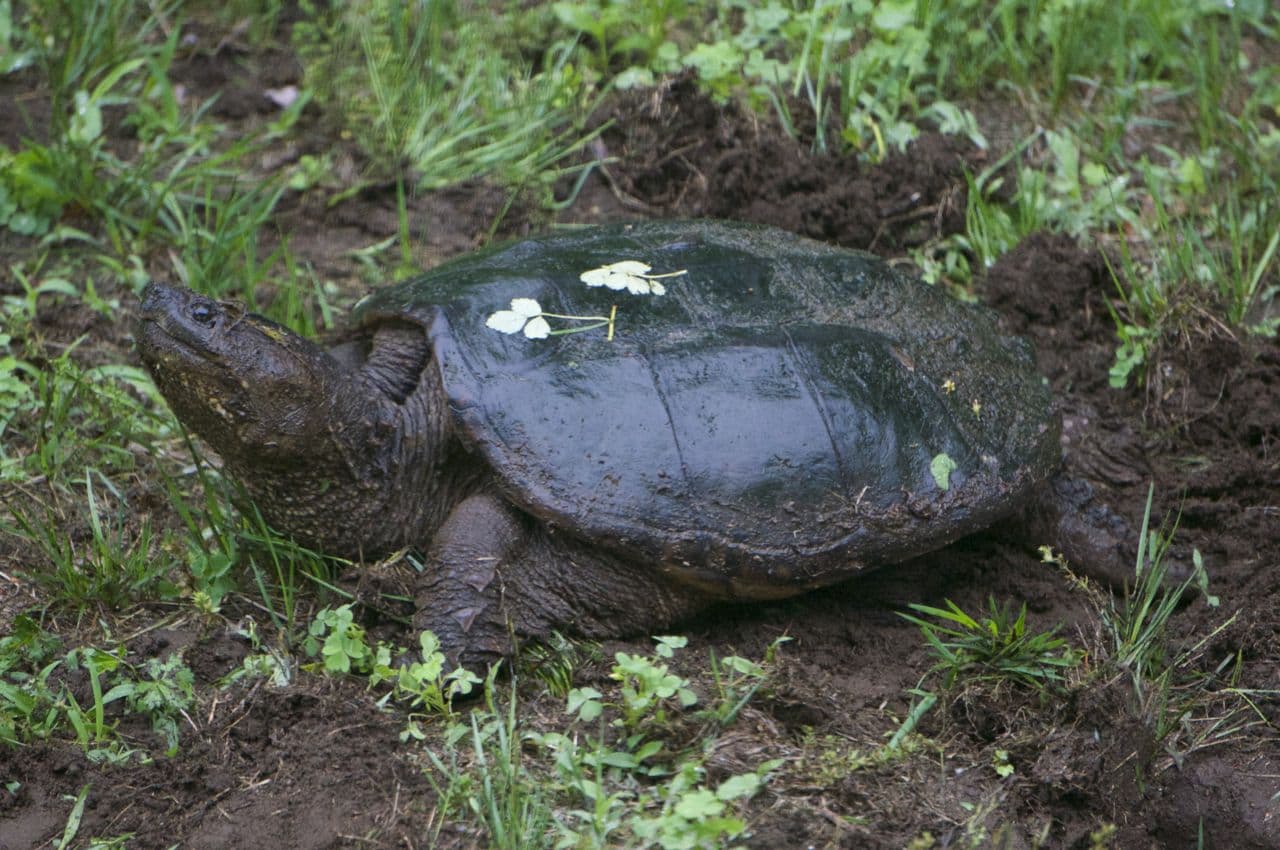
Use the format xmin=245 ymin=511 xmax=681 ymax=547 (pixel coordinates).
xmin=1093 ymin=485 xmax=1270 ymax=769
xmin=297 ymin=616 xmax=785 ymax=846
xmin=1106 ymin=181 xmax=1280 ymax=387
xmin=303 ymin=603 xmax=481 ymax=724
xmin=901 ymin=597 xmax=1081 ymax=692
xmin=1 ymin=623 xmax=197 ymax=760
xmin=520 ymin=637 xmax=784 ymax=849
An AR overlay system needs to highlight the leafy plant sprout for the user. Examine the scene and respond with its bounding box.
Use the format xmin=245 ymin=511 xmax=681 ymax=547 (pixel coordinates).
xmin=900 ymin=597 xmax=1081 ymax=692
xmin=486 ymin=297 xmax=618 ymax=340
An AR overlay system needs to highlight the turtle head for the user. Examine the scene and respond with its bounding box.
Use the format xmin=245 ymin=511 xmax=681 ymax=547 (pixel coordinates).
xmin=137 ymin=282 xmax=450 ymax=560
xmin=136 ymin=282 xmax=340 ymax=464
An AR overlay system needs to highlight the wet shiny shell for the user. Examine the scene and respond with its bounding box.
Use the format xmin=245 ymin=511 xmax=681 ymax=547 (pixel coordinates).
xmin=353 ymin=221 xmax=1059 ymax=594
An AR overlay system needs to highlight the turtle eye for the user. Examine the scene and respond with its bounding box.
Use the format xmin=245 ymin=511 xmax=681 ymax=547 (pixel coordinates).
xmin=190 ymin=302 xmax=217 ymax=327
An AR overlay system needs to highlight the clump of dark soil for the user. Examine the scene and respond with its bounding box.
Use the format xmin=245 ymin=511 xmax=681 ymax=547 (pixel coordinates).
xmin=2 ymin=51 xmax=1277 ymax=850
xmin=2 ymin=675 xmax=438 ymax=850
xmin=582 ymin=74 xmax=975 ymax=254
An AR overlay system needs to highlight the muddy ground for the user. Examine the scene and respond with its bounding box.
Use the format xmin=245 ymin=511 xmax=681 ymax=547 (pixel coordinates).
xmin=1 ymin=29 xmax=1277 ymax=850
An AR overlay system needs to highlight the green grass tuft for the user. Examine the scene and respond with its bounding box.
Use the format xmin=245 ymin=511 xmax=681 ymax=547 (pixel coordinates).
xmin=902 ymin=597 xmax=1081 ymax=692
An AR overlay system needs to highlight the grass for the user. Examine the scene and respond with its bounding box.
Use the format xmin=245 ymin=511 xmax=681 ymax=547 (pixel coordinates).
xmin=1097 ymin=486 xmax=1269 ymax=770
xmin=291 ymin=0 xmax=599 ymax=203
xmin=900 ymin=597 xmax=1081 ymax=692
xmin=0 ymin=0 xmax=1275 ymax=845
xmin=294 ymin=627 xmax=784 ymax=848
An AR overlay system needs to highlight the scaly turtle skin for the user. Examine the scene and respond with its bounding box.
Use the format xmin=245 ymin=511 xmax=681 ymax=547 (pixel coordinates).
xmin=137 ymin=220 xmax=1129 ymax=667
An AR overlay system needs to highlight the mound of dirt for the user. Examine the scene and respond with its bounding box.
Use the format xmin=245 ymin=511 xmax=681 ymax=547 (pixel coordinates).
xmin=582 ymin=75 xmax=975 ymax=254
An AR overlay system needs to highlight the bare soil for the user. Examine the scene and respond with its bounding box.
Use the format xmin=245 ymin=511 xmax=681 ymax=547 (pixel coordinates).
xmin=1 ymin=36 xmax=1277 ymax=850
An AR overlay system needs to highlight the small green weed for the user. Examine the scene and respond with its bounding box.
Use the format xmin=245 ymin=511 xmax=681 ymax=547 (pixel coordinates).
xmin=1 ymin=627 xmax=197 ymax=760
xmin=0 ymin=53 xmax=155 ymax=242
xmin=0 ymin=616 xmax=63 ymax=745
xmin=534 ymin=636 xmax=785 ymax=848
xmin=1094 ymin=485 xmax=1272 ymax=771
xmin=1103 ymin=485 xmax=1197 ymax=684
xmin=628 ymin=759 xmax=773 ymax=849
xmin=705 ymin=637 xmax=788 ymax=726
xmin=23 ymin=0 xmax=173 ymax=121
xmin=902 ymin=597 xmax=1081 ymax=691
xmin=1 ymin=3 xmax=291 ymax=288
xmin=607 ymin=634 xmax=698 ymax=727
xmin=799 ymin=724 xmax=934 ymax=788
xmin=551 ymin=0 xmax=691 ymax=77
xmin=417 ymin=636 xmax=785 ymax=848
xmin=458 ymin=682 xmax=554 ymax=850
xmin=0 ymin=0 xmax=37 ymax=74
xmin=51 ymin=782 xmax=147 ymax=849
xmin=914 ymin=126 xmax=1146 ymax=288
xmin=1105 ymin=164 xmax=1280 ymax=387
xmin=303 ymin=604 xmax=480 ymax=726
xmin=163 ymin=470 xmax=240 ymax=615
xmin=162 ymin=179 xmax=288 ymax=306
xmin=518 ymin=631 xmax=601 ymax=699
xmin=304 ymin=603 xmax=383 ymax=674
xmin=376 ymin=631 xmax=483 ymax=726
xmin=7 ymin=473 xmax=180 ymax=611
xmin=101 ymin=653 xmax=196 ymax=757
xmin=155 ymin=447 xmax=342 ymax=625
xmin=0 ymin=266 xmax=169 ymax=477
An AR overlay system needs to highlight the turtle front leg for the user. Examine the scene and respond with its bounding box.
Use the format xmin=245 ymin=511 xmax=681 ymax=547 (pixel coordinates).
xmin=414 ymin=493 xmax=712 ymax=672
xmin=413 ymin=493 xmax=526 ymax=671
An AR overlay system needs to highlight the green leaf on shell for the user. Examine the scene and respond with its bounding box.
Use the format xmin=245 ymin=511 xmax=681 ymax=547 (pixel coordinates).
xmin=930 ymin=453 xmax=957 ymax=491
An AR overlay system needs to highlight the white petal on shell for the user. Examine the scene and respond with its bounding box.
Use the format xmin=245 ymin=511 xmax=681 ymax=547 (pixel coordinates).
xmin=486 ymin=310 xmax=526 ymax=334
xmin=509 ymin=297 xmax=542 ymax=317
xmin=605 ymin=260 xmax=651 ymax=275
xmin=649 ymin=281 xmax=666 ymax=296
xmin=522 ymin=316 xmax=551 ymax=339
xmin=580 ymin=269 xmax=611 ymax=287
xmin=624 ymin=275 xmax=650 ymax=295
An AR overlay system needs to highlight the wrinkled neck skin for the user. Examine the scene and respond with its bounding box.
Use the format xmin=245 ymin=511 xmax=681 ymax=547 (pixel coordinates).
xmin=228 ymin=330 xmax=473 ymax=561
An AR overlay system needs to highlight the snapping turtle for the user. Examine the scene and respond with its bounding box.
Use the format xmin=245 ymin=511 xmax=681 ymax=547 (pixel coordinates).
xmin=138 ymin=220 xmax=1132 ymax=666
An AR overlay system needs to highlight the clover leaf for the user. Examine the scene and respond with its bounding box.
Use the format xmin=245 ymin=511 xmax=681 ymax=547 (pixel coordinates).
xmin=580 ymin=260 xmax=687 ymax=295
xmin=486 ymin=298 xmax=551 ymax=339
xmin=930 ymin=453 xmax=958 ymax=491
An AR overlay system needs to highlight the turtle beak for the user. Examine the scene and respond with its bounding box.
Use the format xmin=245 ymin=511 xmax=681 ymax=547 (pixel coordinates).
xmin=138 ymin=282 xmax=196 ymax=359
xmin=139 ymin=281 xmax=208 ymax=324
xmin=137 ymin=282 xmax=245 ymax=363
xmin=139 ymin=281 xmax=173 ymax=317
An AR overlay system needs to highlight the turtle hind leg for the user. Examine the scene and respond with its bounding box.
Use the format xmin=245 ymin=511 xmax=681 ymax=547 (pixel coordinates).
xmin=413 ymin=493 xmax=711 ymax=672
xmin=1024 ymin=476 xmax=1194 ymax=588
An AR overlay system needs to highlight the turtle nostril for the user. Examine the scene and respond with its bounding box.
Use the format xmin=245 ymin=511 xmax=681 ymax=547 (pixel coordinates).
xmin=190 ymin=302 xmax=217 ymax=327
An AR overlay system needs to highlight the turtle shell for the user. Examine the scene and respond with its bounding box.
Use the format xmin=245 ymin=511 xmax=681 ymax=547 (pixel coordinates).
xmin=353 ymin=221 xmax=1059 ymax=596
